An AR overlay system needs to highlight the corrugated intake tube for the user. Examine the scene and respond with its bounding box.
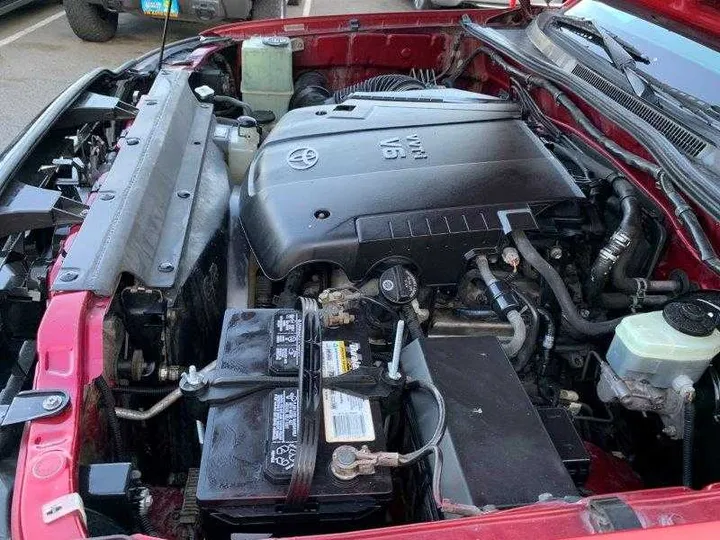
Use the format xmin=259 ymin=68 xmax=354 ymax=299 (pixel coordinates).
xmin=332 ymin=74 xmax=427 ymax=103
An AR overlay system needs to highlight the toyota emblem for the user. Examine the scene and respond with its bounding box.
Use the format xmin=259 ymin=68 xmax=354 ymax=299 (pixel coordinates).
xmin=287 ymin=147 xmax=319 ymax=170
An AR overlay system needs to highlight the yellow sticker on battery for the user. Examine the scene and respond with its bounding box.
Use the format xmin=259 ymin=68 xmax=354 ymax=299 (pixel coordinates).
xmin=321 ymin=341 xmax=375 ymax=443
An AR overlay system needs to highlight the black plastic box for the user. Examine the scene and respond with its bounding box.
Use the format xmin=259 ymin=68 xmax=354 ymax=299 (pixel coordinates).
xmin=402 ymin=336 xmax=578 ymax=511
xmin=538 ymin=407 xmax=591 ymax=486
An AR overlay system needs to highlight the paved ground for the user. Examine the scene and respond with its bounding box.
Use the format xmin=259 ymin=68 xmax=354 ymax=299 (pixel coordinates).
xmin=0 ymin=0 xmax=411 ymax=152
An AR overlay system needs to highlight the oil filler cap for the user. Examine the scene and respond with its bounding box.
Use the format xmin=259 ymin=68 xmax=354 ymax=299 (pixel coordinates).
xmin=379 ymin=266 xmax=418 ymax=305
xmin=663 ymin=301 xmax=716 ymax=337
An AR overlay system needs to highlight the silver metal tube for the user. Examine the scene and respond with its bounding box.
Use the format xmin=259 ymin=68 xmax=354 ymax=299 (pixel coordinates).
xmin=503 ymin=310 xmax=527 ymax=358
xmin=196 ymin=420 xmax=205 ymax=446
xmin=388 ymin=320 xmax=404 ymax=380
xmin=428 ymin=310 xmax=513 ymax=338
xmin=115 ymin=360 xmax=217 ymax=421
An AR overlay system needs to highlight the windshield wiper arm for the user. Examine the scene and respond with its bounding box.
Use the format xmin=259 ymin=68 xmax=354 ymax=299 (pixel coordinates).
xmin=554 ymin=15 xmax=650 ymax=96
xmin=554 ymin=15 xmax=719 ymax=129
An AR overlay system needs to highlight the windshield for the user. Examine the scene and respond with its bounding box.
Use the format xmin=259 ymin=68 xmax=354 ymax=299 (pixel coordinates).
xmin=565 ymin=0 xmax=720 ymax=105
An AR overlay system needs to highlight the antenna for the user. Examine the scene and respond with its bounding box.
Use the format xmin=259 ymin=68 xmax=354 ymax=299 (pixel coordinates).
xmin=157 ymin=0 xmax=174 ymax=72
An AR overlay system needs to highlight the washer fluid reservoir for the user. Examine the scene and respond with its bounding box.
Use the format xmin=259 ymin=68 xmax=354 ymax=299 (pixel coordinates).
xmin=607 ymin=309 xmax=720 ymax=388
xmin=228 ymin=116 xmax=260 ymax=183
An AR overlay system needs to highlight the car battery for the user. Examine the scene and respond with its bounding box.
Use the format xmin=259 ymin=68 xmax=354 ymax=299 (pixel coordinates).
xmin=196 ymin=308 xmax=393 ymax=527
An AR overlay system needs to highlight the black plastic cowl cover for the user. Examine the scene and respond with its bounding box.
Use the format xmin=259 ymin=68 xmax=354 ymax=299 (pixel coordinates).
xmin=239 ymin=93 xmax=584 ymax=285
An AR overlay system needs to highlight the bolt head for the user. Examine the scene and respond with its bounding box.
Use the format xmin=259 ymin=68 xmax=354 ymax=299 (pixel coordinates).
xmin=100 ymin=192 xmax=115 ymax=201
xmin=42 ymin=395 xmax=63 ymax=411
xmin=126 ymin=138 xmax=140 ymax=146
xmin=59 ymin=271 xmax=79 ymax=282
xmin=158 ymin=262 xmax=174 ymax=273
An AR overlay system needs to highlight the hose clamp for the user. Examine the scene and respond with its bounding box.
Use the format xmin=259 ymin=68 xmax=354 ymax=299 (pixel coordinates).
xmin=630 ymin=278 xmax=648 ymax=312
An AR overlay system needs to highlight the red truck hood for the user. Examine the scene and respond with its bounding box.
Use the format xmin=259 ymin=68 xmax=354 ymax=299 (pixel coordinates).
xmin=206 ymin=0 xmax=720 ymax=49
xmin=595 ymin=0 xmax=720 ymax=47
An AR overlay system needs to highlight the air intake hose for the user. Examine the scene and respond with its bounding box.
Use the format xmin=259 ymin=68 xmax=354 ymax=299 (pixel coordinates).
xmin=332 ymin=74 xmax=427 ymax=103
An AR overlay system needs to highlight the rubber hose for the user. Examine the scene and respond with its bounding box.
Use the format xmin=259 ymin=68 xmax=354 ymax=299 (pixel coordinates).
xmin=512 ymin=231 xmax=622 ymax=335
xmin=600 ymin=292 xmax=669 ymax=309
xmin=537 ymin=307 xmax=556 ymax=354
xmin=588 ymin=177 xmax=642 ymax=296
xmin=504 ymin=310 xmax=528 ymax=359
xmin=601 ymin=178 xmax=680 ymax=295
xmin=332 ymin=74 xmax=426 ymax=103
xmin=475 ymin=255 xmax=528 ymax=358
xmin=474 ymin=254 xmax=496 ymax=285
xmin=211 ymin=95 xmax=253 ymax=115
xmin=94 ymin=377 xmax=125 ymax=462
xmin=402 ymin=304 xmax=424 ymax=341
xmin=512 ymin=289 xmax=540 ymax=371
xmin=277 ymin=268 xmax=305 ymax=308
xmin=289 ymin=71 xmax=332 ymax=109
xmin=611 ymin=243 xmax=681 ymax=294
xmin=683 ymin=400 xmax=695 ymax=488
xmin=536 ymin=306 xmax=556 ymax=374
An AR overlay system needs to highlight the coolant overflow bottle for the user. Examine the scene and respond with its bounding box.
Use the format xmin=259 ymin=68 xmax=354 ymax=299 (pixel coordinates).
xmin=228 ymin=116 xmax=260 ymax=184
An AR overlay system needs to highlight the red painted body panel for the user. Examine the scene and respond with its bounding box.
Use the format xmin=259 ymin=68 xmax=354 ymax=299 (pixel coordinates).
xmin=12 ymin=4 xmax=720 ymax=540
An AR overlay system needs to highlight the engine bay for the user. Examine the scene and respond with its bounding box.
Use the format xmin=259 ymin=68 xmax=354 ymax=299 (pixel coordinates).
xmin=6 ymin=13 xmax=720 ymax=540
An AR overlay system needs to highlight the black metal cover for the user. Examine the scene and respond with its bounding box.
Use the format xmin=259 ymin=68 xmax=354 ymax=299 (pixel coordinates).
xmin=239 ymin=96 xmax=584 ymax=285
xmin=402 ymin=336 xmax=577 ymax=510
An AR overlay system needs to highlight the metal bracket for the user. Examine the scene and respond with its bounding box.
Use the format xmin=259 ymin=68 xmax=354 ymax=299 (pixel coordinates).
xmin=181 ymin=364 xmax=401 ymax=406
xmin=324 ymin=365 xmax=403 ymax=400
xmin=588 ymin=496 xmax=642 ymax=532
xmin=0 ymin=390 xmax=70 ymax=427
xmin=630 ymin=278 xmax=647 ymax=312
xmin=0 ymin=181 xmax=87 ymax=238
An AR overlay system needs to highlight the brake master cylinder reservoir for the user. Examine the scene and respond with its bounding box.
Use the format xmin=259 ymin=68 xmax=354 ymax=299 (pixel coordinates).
xmin=241 ymin=36 xmax=294 ymax=120
xmin=228 ymin=116 xmax=260 ymax=183
xmin=607 ymin=309 xmax=720 ymax=388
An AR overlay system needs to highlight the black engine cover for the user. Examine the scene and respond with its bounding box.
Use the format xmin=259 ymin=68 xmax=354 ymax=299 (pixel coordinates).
xmin=239 ymin=94 xmax=584 ymax=284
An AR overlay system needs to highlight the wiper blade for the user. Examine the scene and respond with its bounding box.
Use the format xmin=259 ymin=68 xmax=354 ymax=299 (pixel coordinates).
xmin=633 ymin=69 xmax=720 ymax=127
xmin=554 ymin=15 xmax=650 ymax=96
xmin=553 ymin=15 xmax=720 ymax=130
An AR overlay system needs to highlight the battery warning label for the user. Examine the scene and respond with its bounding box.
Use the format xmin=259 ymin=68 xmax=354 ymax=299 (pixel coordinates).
xmin=321 ymin=341 xmax=375 ymax=443
xmin=270 ymin=311 xmax=302 ymax=374
xmin=265 ymin=389 xmax=298 ymax=480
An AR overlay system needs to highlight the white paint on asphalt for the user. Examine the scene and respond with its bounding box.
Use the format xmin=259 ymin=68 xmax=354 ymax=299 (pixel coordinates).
xmin=302 ymin=0 xmax=313 ymax=17
xmin=0 ymin=9 xmax=65 ymax=49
